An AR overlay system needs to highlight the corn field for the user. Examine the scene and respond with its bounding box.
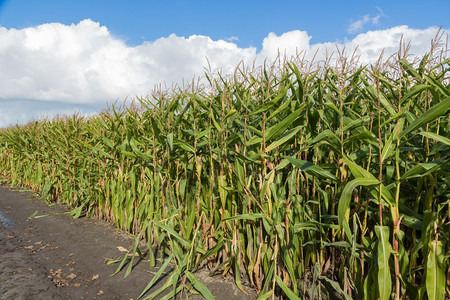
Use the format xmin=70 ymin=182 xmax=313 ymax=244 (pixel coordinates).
xmin=0 ymin=44 xmax=449 ymax=299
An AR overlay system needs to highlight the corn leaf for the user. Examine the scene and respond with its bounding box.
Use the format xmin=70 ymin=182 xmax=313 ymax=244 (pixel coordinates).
xmin=375 ymin=225 xmax=392 ymax=300
xmin=426 ymin=240 xmax=446 ymax=300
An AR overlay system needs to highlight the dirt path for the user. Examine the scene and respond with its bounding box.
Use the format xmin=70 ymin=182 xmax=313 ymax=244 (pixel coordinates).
xmin=0 ymin=185 xmax=256 ymax=300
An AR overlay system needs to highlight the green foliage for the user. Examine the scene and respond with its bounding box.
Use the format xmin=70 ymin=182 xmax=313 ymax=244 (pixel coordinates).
xmin=0 ymin=49 xmax=449 ymax=299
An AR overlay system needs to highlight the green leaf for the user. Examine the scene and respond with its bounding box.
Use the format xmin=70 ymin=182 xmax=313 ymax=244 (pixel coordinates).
xmin=380 ymin=132 xmax=394 ymax=163
xmin=167 ymin=133 xmax=174 ymax=151
xmin=381 ymin=118 xmax=404 ymax=162
xmin=375 ymin=225 xmax=392 ymax=300
xmin=264 ymin=105 xmax=305 ymax=142
xmin=338 ymin=178 xmax=378 ymax=227
xmin=256 ymin=291 xmax=273 ymax=300
xmin=282 ymin=251 xmax=298 ymax=293
xmin=284 ymin=156 xmax=338 ymax=182
xmin=400 ymin=158 xmax=449 ymax=180
xmin=399 ymin=96 xmax=450 ymax=139
xmin=425 ymin=74 xmax=450 ymax=96
xmin=418 ymin=131 xmax=450 ymax=147
xmin=121 ymin=150 xmax=138 ymax=159
xmin=154 ymin=222 xmax=190 ymax=248
xmin=318 ymin=276 xmax=352 ymax=300
xmin=309 ymin=129 xmax=342 ymax=154
xmin=275 ymin=275 xmax=301 ymax=300
xmin=344 ymin=156 xmax=394 ymax=206
xmin=401 ymin=84 xmax=430 ymax=103
xmin=173 ymin=138 xmax=195 ymax=153
xmin=186 ymin=271 xmax=215 ymax=300
xmin=265 ymin=126 xmax=301 ymax=152
xmin=267 ymin=95 xmax=293 ymax=121
xmin=210 ymin=111 xmax=223 ymax=132
xmin=250 ymin=84 xmax=291 ymax=116
xmin=125 ymin=233 xmax=142 ymax=278
xmin=365 ymin=85 xmax=396 ymax=116
xmin=218 ymin=175 xmax=228 ymax=209
xmin=225 ymin=109 xmax=237 ymax=119
xmin=426 ymin=240 xmax=446 ymax=300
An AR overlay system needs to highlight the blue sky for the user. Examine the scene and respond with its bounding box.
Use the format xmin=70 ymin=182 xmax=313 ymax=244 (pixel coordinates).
xmin=1 ymin=0 xmax=449 ymax=47
xmin=0 ymin=0 xmax=449 ymax=127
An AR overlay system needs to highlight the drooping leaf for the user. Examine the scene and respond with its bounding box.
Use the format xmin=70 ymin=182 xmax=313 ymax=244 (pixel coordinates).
xmin=338 ymin=178 xmax=378 ymax=227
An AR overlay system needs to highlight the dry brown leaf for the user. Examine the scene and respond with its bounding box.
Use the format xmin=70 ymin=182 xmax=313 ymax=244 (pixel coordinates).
xmin=117 ymin=246 xmax=128 ymax=252
xmin=92 ymin=274 xmax=99 ymax=281
xmin=66 ymin=260 xmax=75 ymax=266
xmin=66 ymin=273 xmax=77 ymax=280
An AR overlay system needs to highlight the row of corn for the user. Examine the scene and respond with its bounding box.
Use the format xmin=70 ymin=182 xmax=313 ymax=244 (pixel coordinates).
xmin=0 ymin=48 xmax=449 ymax=299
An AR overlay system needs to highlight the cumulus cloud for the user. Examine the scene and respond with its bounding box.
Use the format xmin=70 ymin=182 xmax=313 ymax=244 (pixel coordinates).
xmin=257 ymin=26 xmax=448 ymax=65
xmin=259 ymin=30 xmax=311 ymax=61
xmin=340 ymin=25 xmax=447 ymax=63
xmin=347 ymin=8 xmax=385 ymax=34
xmin=0 ymin=19 xmax=256 ymax=105
xmin=0 ymin=19 xmax=448 ymax=127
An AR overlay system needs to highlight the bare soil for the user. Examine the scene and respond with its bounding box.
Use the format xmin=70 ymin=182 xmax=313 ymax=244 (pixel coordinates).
xmin=0 ymin=185 xmax=256 ymax=300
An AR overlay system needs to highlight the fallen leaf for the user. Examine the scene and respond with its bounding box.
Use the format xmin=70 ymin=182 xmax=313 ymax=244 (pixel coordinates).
xmin=74 ymin=283 xmax=81 ymax=288
xmin=66 ymin=260 xmax=75 ymax=266
xmin=97 ymin=290 xmax=104 ymax=295
xmin=51 ymin=268 xmax=62 ymax=276
xmin=117 ymin=246 xmax=128 ymax=252
xmin=92 ymin=274 xmax=99 ymax=281
xmin=66 ymin=273 xmax=77 ymax=280
xmin=126 ymin=252 xmax=140 ymax=257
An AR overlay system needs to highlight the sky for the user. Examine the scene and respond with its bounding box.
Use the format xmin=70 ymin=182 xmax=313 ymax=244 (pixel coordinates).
xmin=0 ymin=0 xmax=449 ymax=127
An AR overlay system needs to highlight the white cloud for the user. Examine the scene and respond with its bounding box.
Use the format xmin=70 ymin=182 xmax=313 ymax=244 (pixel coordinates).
xmin=259 ymin=30 xmax=311 ymax=61
xmin=0 ymin=19 xmax=448 ymax=127
xmin=0 ymin=20 xmax=257 ymax=105
xmin=340 ymin=26 xmax=447 ymax=63
xmin=347 ymin=8 xmax=385 ymax=34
